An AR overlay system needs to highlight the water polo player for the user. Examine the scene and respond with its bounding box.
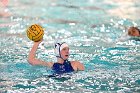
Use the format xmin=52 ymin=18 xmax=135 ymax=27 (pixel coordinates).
xmin=28 ymin=40 xmax=85 ymax=74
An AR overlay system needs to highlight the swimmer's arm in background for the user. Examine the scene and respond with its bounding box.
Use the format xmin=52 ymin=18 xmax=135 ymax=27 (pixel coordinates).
xmin=28 ymin=40 xmax=53 ymax=68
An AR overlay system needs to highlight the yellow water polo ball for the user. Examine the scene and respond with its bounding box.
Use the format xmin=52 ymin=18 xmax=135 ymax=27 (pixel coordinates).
xmin=26 ymin=24 xmax=44 ymax=42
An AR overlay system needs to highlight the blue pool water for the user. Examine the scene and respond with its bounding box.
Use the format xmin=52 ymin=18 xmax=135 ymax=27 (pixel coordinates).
xmin=0 ymin=0 xmax=140 ymax=92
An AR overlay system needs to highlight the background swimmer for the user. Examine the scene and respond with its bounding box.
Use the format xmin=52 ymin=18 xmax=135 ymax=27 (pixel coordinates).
xmin=115 ymin=26 xmax=140 ymax=43
xmin=128 ymin=27 xmax=140 ymax=37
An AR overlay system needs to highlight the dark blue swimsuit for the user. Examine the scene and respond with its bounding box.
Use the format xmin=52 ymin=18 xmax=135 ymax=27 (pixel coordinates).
xmin=52 ymin=60 xmax=74 ymax=74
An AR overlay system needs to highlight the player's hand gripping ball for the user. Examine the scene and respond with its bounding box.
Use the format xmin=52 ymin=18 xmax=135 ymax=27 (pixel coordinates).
xmin=26 ymin=24 xmax=44 ymax=42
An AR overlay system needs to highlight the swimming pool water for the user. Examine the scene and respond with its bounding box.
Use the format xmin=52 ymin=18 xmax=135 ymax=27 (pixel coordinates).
xmin=0 ymin=0 xmax=140 ymax=92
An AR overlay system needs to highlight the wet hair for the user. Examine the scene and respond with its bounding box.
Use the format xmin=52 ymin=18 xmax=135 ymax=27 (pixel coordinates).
xmin=128 ymin=27 xmax=140 ymax=36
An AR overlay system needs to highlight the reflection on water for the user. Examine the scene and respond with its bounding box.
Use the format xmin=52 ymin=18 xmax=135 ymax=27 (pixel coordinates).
xmin=0 ymin=0 xmax=140 ymax=92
